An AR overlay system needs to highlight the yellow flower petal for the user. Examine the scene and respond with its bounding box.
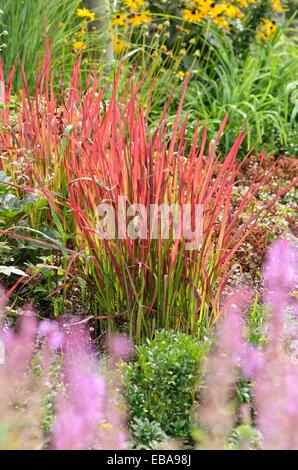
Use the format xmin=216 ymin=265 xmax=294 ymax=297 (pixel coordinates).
xmin=128 ymin=11 xmax=152 ymax=26
xmin=73 ymin=41 xmax=86 ymax=51
xmin=112 ymin=14 xmax=127 ymax=26
xmin=124 ymin=0 xmax=145 ymax=10
xmin=76 ymin=7 xmax=95 ymax=21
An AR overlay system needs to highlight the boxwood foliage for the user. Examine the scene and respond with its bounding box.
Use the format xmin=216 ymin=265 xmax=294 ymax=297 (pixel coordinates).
xmin=124 ymin=330 xmax=209 ymax=446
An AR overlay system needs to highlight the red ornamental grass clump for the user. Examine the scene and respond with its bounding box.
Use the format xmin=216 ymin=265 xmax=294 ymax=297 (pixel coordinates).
xmin=0 ymin=50 xmax=296 ymax=340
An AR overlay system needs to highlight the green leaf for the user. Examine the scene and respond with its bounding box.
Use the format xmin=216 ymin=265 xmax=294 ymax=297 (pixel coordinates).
xmin=0 ymin=265 xmax=28 ymax=276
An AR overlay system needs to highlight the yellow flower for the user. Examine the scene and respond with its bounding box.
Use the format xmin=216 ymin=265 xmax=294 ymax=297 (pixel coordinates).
xmin=193 ymin=0 xmax=219 ymax=17
xmin=209 ymin=3 xmax=227 ymax=18
xmin=271 ymin=0 xmax=283 ymax=13
xmin=213 ymin=16 xmax=230 ymax=30
xmin=183 ymin=9 xmax=203 ymax=23
xmin=193 ymin=0 xmax=214 ymax=8
xmin=73 ymin=41 xmax=86 ymax=51
xmin=76 ymin=7 xmax=95 ymax=21
xmin=256 ymin=18 xmax=276 ymax=41
xmin=236 ymin=0 xmax=249 ymax=7
xmin=223 ymin=4 xmax=243 ymax=19
xmin=129 ymin=11 xmax=152 ymax=26
xmin=177 ymin=70 xmax=186 ymax=79
xmin=112 ymin=14 xmax=127 ymax=26
xmin=125 ymin=0 xmax=145 ymax=10
xmin=113 ymin=36 xmax=126 ymax=54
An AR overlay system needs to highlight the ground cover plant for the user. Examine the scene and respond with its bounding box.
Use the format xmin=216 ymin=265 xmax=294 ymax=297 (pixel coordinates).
xmin=0 ymin=0 xmax=297 ymax=453
xmin=124 ymin=329 xmax=209 ymax=446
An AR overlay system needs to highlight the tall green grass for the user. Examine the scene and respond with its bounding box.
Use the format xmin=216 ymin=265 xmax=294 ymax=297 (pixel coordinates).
xmin=181 ymin=28 xmax=298 ymax=156
xmin=0 ymin=0 xmax=106 ymax=91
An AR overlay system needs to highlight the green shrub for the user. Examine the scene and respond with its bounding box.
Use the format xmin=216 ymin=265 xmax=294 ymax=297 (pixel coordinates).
xmin=129 ymin=418 xmax=168 ymax=450
xmin=124 ymin=330 xmax=209 ymax=444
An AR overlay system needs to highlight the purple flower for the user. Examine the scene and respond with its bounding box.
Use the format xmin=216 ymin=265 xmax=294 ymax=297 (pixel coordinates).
xmin=106 ymin=332 xmax=133 ymax=362
xmin=263 ymin=239 xmax=297 ymax=294
xmin=53 ymin=370 xmax=106 ymax=450
xmin=241 ymin=343 xmax=264 ymax=380
xmin=39 ymin=320 xmax=64 ymax=350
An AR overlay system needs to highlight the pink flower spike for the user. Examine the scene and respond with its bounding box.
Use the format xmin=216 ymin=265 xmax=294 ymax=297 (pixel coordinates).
xmin=106 ymin=332 xmax=133 ymax=362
